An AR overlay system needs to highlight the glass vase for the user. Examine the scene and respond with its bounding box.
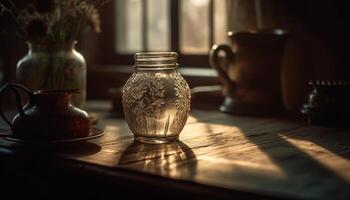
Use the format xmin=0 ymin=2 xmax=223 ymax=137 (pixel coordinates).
xmin=16 ymin=41 xmax=86 ymax=108
xmin=122 ymin=52 xmax=191 ymax=144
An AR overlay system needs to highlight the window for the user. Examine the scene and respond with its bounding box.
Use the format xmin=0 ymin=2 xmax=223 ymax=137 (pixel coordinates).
xmin=102 ymin=0 xmax=228 ymax=67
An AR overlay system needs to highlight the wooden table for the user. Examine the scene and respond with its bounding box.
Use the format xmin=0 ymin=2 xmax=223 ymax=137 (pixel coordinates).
xmin=1 ymin=101 xmax=350 ymax=199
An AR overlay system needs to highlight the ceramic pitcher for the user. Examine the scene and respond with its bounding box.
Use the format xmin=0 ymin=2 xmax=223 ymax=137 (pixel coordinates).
xmin=209 ymin=29 xmax=288 ymax=115
xmin=0 ymin=83 xmax=90 ymax=140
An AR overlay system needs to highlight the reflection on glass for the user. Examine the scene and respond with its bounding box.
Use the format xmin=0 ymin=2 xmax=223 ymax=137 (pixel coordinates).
xmin=119 ymin=140 xmax=197 ymax=178
xmin=123 ymin=52 xmax=191 ymax=144
xmin=116 ymin=0 xmax=143 ymax=53
xmin=180 ymin=0 xmax=210 ymax=54
xmin=147 ymin=0 xmax=170 ymax=51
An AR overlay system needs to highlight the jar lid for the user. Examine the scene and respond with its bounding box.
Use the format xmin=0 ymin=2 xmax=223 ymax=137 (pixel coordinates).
xmin=135 ymin=52 xmax=178 ymax=69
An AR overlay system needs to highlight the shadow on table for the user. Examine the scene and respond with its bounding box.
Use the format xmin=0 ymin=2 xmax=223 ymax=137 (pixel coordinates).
xmin=118 ymin=140 xmax=198 ymax=179
xmin=1 ymin=141 xmax=102 ymax=157
xmin=194 ymin=113 xmax=350 ymax=198
xmin=193 ymin=109 xmax=350 ymax=199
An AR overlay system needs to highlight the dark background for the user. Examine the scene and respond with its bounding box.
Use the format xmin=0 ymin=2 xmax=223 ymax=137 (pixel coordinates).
xmin=0 ymin=0 xmax=347 ymax=113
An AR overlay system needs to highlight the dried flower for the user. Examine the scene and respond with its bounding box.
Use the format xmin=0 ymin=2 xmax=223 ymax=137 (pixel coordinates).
xmin=26 ymin=18 xmax=47 ymax=40
xmin=34 ymin=0 xmax=55 ymax=14
xmin=0 ymin=4 xmax=10 ymax=31
xmin=1 ymin=0 xmax=110 ymax=42
xmin=86 ymin=6 xmax=101 ymax=33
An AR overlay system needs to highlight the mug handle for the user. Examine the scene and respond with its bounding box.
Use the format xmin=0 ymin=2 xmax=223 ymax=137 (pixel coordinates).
xmin=209 ymin=44 xmax=237 ymax=95
xmin=0 ymin=83 xmax=31 ymax=129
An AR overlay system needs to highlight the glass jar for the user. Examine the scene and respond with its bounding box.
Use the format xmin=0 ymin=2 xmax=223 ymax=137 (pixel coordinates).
xmin=16 ymin=41 xmax=86 ymax=108
xmin=122 ymin=52 xmax=191 ymax=144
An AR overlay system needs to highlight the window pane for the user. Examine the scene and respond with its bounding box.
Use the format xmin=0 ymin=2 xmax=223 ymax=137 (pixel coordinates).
xmin=115 ymin=0 xmax=143 ymax=53
xmin=214 ymin=0 xmax=228 ymax=45
xmin=180 ymin=0 xmax=210 ymax=54
xmin=147 ymin=0 xmax=170 ymax=51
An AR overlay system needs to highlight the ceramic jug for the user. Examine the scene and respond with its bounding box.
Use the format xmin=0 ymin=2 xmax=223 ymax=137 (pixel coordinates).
xmin=0 ymin=83 xmax=90 ymax=140
xmin=209 ymin=29 xmax=288 ymax=115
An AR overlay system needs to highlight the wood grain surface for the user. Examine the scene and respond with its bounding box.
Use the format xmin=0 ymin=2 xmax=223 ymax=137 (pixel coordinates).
xmin=1 ymin=101 xmax=350 ymax=199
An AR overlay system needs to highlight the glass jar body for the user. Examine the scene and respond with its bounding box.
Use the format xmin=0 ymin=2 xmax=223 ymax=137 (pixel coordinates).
xmin=123 ymin=68 xmax=191 ymax=144
xmin=16 ymin=42 xmax=86 ymax=108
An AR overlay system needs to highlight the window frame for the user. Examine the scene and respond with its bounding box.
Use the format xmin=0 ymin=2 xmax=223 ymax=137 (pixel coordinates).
xmin=95 ymin=0 xmax=214 ymax=67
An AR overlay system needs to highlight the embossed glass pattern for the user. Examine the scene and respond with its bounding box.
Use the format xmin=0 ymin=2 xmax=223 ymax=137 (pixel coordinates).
xmin=123 ymin=52 xmax=191 ymax=144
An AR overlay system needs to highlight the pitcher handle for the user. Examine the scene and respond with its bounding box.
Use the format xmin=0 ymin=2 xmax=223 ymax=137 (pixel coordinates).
xmin=209 ymin=44 xmax=236 ymax=94
xmin=0 ymin=83 xmax=31 ymax=129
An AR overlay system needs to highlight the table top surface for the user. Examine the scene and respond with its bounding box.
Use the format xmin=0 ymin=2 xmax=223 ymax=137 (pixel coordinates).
xmin=1 ymin=101 xmax=350 ymax=199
